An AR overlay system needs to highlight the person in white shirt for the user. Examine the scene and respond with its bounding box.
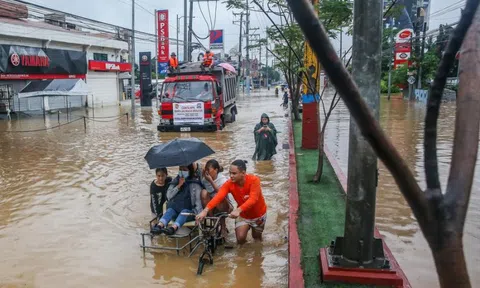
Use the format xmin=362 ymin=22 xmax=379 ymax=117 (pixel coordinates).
xmin=201 ymin=159 xmax=233 ymax=236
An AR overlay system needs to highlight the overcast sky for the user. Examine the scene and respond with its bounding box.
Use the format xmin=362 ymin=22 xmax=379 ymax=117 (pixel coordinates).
xmin=25 ymin=0 xmax=464 ymax=63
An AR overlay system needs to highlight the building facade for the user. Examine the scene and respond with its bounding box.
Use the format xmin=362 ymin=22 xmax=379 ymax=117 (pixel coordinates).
xmin=0 ymin=15 xmax=131 ymax=113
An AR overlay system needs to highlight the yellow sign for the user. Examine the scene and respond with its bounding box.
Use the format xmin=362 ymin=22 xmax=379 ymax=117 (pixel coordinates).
xmin=302 ymin=43 xmax=320 ymax=95
xmin=302 ymin=0 xmax=320 ymax=95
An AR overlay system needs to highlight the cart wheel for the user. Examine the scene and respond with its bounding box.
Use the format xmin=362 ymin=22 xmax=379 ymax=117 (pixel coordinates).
xmin=197 ymin=258 xmax=210 ymax=275
xmin=197 ymin=260 xmax=205 ymax=275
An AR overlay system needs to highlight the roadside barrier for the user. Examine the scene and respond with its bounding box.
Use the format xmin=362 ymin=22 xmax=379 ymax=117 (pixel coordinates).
xmin=0 ymin=113 xmax=129 ymax=133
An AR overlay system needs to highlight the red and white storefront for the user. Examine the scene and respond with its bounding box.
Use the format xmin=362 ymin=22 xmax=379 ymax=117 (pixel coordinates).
xmin=0 ymin=16 xmax=130 ymax=112
xmin=87 ymin=60 xmax=132 ymax=106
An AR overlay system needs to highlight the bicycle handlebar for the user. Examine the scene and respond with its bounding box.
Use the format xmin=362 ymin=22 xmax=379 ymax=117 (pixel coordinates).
xmin=180 ymin=212 xmax=229 ymax=233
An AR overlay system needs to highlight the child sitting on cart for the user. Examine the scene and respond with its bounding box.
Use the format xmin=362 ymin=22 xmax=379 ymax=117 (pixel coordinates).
xmin=153 ymin=164 xmax=204 ymax=236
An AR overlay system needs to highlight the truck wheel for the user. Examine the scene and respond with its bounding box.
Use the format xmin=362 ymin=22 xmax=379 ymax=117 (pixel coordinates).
xmin=230 ymin=110 xmax=236 ymax=122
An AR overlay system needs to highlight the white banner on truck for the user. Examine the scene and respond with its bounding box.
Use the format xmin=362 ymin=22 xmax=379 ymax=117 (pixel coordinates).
xmin=173 ymin=102 xmax=204 ymax=125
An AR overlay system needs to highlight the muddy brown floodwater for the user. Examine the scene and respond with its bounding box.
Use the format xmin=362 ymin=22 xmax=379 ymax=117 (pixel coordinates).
xmin=0 ymin=90 xmax=289 ymax=288
xmin=322 ymin=91 xmax=480 ymax=287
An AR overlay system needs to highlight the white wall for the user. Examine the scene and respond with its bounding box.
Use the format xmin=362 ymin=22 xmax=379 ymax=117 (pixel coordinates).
xmin=0 ymin=21 xmax=128 ymax=51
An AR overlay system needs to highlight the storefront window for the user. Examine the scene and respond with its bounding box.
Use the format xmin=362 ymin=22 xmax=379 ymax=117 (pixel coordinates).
xmin=94 ymin=53 xmax=108 ymax=61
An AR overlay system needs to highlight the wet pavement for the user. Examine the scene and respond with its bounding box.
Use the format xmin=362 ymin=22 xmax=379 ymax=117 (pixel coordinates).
xmin=322 ymin=91 xmax=480 ymax=287
xmin=0 ymin=90 xmax=289 ymax=288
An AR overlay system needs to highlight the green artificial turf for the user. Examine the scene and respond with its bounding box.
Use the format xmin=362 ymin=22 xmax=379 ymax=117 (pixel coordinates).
xmin=293 ymin=120 xmax=372 ymax=288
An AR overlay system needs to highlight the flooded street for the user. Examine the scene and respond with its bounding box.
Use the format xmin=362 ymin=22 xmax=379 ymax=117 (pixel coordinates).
xmin=322 ymin=91 xmax=480 ymax=287
xmin=0 ymin=90 xmax=289 ymax=288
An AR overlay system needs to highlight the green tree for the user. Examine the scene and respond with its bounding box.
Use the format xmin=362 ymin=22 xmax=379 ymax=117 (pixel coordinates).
xmin=224 ymin=0 xmax=352 ymax=120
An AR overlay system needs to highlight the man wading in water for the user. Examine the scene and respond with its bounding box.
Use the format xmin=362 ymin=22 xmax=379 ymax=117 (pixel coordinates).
xmin=196 ymin=160 xmax=267 ymax=244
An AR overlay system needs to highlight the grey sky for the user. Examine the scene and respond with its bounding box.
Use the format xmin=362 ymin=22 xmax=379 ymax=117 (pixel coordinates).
xmin=26 ymin=0 xmax=463 ymax=63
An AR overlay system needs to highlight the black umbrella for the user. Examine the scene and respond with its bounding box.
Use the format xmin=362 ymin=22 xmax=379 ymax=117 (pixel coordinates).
xmin=144 ymin=137 xmax=215 ymax=169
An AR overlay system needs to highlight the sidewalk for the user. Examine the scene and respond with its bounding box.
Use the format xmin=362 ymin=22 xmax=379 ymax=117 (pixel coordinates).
xmin=290 ymin=120 xmax=370 ymax=288
xmin=289 ymin=119 xmax=411 ymax=287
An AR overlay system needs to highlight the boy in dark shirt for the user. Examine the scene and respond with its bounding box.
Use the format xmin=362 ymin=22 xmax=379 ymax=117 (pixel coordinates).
xmin=150 ymin=168 xmax=172 ymax=218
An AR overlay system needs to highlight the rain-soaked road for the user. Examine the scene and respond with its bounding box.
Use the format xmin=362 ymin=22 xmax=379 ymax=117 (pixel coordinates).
xmin=322 ymin=91 xmax=480 ymax=287
xmin=0 ymin=90 xmax=289 ymax=288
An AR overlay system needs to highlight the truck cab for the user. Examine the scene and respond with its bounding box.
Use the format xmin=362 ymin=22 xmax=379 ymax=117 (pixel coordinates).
xmin=157 ymin=62 xmax=237 ymax=132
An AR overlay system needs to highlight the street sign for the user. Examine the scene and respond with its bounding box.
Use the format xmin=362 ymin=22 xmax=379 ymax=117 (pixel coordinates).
xmin=408 ymin=76 xmax=416 ymax=84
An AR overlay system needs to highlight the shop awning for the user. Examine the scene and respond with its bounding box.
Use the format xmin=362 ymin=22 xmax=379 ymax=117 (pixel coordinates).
xmin=18 ymin=79 xmax=89 ymax=98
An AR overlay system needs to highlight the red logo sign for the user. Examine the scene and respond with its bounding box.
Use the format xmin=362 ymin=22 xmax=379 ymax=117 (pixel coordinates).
xmin=399 ymin=31 xmax=412 ymax=39
xmin=10 ymin=53 xmax=20 ymax=66
xmin=157 ymin=10 xmax=169 ymax=63
xmin=88 ymin=60 xmax=132 ymax=72
xmin=10 ymin=53 xmax=50 ymax=67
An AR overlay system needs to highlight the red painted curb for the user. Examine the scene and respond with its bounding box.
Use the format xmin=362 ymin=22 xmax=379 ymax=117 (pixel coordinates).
xmin=288 ymin=118 xmax=305 ymax=288
xmin=323 ymin=146 xmax=412 ymax=288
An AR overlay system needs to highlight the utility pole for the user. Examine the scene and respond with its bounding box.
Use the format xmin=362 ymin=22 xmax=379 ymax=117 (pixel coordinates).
xmin=337 ymin=0 xmax=385 ymax=269
xmin=130 ymin=0 xmax=136 ymax=118
xmin=339 ymin=27 xmax=343 ymax=64
xmin=183 ymin=0 xmax=188 ymax=62
xmin=188 ymin=0 xmax=193 ymax=62
xmin=177 ymin=14 xmax=180 ymax=59
xmin=245 ymin=0 xmax=250 ymax=96
xmin=266 ymin=37 xmax=269 ymax=90
xmin=418 ymin=20 xmax=427 ymax=89
xmin=387 ymin=32 xmax=394 ymax=100
xmin=414 ymin=0 xmax=423 ymax=89
xmin=233 ymin=12 xmax=244 ymax=75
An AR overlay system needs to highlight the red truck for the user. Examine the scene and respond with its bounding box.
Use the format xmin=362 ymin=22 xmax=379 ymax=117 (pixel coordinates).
xmin=157 ymin=62 xmax=238 ymax=132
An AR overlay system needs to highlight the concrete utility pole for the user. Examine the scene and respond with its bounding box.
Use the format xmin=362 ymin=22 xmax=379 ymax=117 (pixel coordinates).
xmin=387 ymin=31 xmax=394 ymax=100
xmin=338 ymin=0 xmax=385 ymax=268
xmin=339 ymin=27 xmax=343 ymax=64
xmin=184 ymin=0 xmax=188 ymax=62
xmin=233 ymin=12 xmax=244 ymax=80
xmin=417 ymin=15 xmax=427 ymax=89
xmin=130 ymin=0 xmax=136 ymax=118
xmin=266 ymin=37 xmax=269 ymax=89
xmin=245 ymin=0 xmax=250 ymax=96
xmin=188 ymin=0 xmax=194 ymax=62
xmin=414 ymin=0 xmax=423 ymax=88
xmin=177 ymin=14 xmax=180 ymax=59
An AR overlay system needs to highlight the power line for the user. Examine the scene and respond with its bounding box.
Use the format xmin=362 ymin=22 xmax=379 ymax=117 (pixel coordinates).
xmin=9 ymin=0 xmax=183 ymax=44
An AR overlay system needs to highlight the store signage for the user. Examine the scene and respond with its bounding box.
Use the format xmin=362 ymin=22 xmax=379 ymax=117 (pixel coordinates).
xmin=209 ymin=30 xmax=224 ymax=49
xmin=139 ymin=52 xmax=152 ymax=107
xmin=0 ymin=45 xmax=86 ymax=75
xmin=88 ymin=60 xmax=132 ymax=72
xmin=157 ymin=10 xmax=169 ymax=64
xmin=173 ymin=102 xmax=204 ymax=125
xmin=395 ymin=29 xmax=413 ymax=43
xmin=10 ymin=53 xmax=50 ymax=67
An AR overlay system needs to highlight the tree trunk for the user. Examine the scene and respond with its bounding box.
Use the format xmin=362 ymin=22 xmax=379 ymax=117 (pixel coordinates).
xmin=313 ymin=131 xmax=325 ymax=182
xmin=292 ymin=75 xmax=302 ymax=120
xmin=432 ymin=237 xmax=471 ymax=288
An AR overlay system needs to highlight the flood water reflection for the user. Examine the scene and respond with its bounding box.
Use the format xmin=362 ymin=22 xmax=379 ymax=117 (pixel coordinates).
xmin=0 ymin=91 xmax=289 ymax=288
xmin=322 ymin=91 xmax=480 ymax=287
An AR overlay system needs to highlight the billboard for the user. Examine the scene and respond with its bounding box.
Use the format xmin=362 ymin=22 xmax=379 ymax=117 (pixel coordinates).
xmin=209 ymin=30 xmax=224 ymax=49
xmin=157 ymin=10 xmax=169 ymax=65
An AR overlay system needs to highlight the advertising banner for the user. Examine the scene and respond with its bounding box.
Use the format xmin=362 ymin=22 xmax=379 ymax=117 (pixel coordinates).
xmin=0 ymin=45 xmax=87 ymax=75
xmin=157 ymin=10 xmax=169 ymax=66
xmin=88 ymin=60 xmax=132 ymax=72
xmin=173 ymin=102 xmax=204 ymax=125
xmin=139 ymin=52 xmax=152 ymax=107
xmin=209 ymin=30 xmax=224 ymax=49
